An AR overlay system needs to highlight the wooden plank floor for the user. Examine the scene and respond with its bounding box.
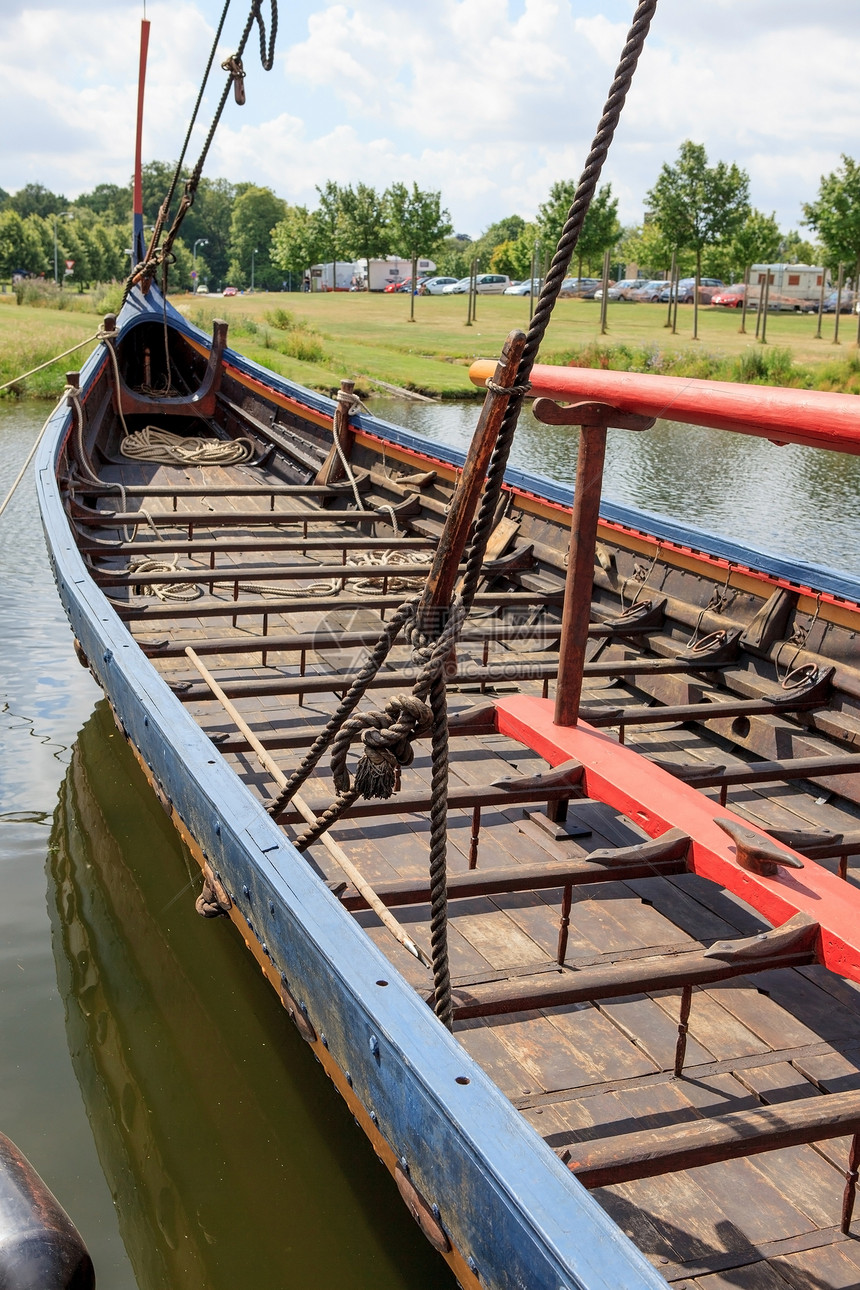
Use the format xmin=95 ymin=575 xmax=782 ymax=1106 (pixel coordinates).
xmin=85 ymin=452 xmax=860 ymax=1288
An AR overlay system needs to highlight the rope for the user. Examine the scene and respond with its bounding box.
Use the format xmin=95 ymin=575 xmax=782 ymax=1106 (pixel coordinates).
xmin=0 ymin=333 xmax=101 ymax=394
xmin=268 ymin=598 xmax=419 ymax=815
xmin=332 ymin=386 xmax=367 ymax=510
xmin=457 ymin=0 xmax=658 ymax=617
xmin=119 ymin=426 xmax=255 ymax=466
xmin=124 ymin=1 xmax=278 ymax=303
xmin=0 ymin=394 xmax=67 ymax=520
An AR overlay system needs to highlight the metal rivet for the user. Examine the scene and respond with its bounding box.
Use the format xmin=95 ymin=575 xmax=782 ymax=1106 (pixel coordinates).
xmin=370 ymin=1111 xmax=378 ymax=1125
xmin=468 ymin=1256 xmax=479 ymax=1276
xmin=345 ymin=1072 xmax=353 ymax=1087
xmin=243 ymin=885 xmax=250 ymax=898
xmin=143 ymin=716 xmax=149 ymax=727
xmin=261 ymin=943 xmax=268 ymax=956
xmin=320 ymin=1033 xmax=328 ymax=1048
xmin=399 ymin=1155 xmax=408 ymax=1173
xmin=214 ymin=822 xmax=221 ymax=836
xmin=369 ymin=1034 xmax=380 ymax=1058
xmin=269 ymin=902 xmax=275 ymax=916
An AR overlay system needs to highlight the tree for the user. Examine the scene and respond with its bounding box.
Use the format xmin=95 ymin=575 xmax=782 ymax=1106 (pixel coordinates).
xmin=270 ymin=205 xmax=322 ymax=281
xmin=536 ymin=181 xmax=621 ymax=280
xmin=490 ymin=223 xmax=540 ymax=281
xmin=227 ymin=185 xmax=286 ymax=288
xmin=703 ymin=208 xmax=781 ymax=284
xmin=186 ymin=177 xmax=236 ymax=286
xmin=75 ymin=182 xmax=132 ymax=226
xmin=646 ymin=141 xmax=750 ymax=336
xmin=803 ymin=155 xmax=860 ymax=284
xmin=472 ymin=215 xmax=526 ymax=269
xmin=385 ymin=182 xmax=452 ymax=261
xmin=617 ymin=221 xmax=686 ymax=279
xmin=782 ymin=229 xmax=820 ymax=266
xmin=312 ymin=180 xmax=344 ymax=289
xmin=0 ymin=210 xmax=48 ymax=276
xmin=339 ymin=183 xmax=390 ymax=285
xmin=435 ymin=234 xmax=473 ymax=278
xmin=7 ymin=183 xmax=70 ymax=220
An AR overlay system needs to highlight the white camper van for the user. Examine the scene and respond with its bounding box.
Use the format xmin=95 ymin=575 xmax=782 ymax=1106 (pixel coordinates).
xmin=750 ymin=263 xmax=827 ymax=308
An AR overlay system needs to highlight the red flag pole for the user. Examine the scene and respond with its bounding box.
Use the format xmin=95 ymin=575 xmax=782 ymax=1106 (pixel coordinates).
xmin=132 ymin=18 xmax=151 ymax=263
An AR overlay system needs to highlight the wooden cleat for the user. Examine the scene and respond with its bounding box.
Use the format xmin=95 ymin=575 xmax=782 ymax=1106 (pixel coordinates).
xmin=715 ymin=817 xmax=805 ymax=876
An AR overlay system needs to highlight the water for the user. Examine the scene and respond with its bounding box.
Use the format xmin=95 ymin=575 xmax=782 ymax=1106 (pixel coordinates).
xmin=367 ymin=397 xmax=860 ymax=575
xmin=0 ymin=392 xmax=858 ymax=1289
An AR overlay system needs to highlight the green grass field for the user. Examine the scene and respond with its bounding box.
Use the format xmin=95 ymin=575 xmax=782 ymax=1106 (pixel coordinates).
xmin=3 ymin=285 xmax=860 ymax=401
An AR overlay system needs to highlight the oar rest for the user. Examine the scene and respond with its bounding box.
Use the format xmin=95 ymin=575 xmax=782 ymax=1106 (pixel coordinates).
xmin=339 ymin=826 xmax=691 ymax=912
xmin=110 ymin=318 xmax=228 ymax=417
xmin=449 ymin=912 xmax=819 ymax=1019
xmin=566 ymin=1086 xmax=860 ymax=1209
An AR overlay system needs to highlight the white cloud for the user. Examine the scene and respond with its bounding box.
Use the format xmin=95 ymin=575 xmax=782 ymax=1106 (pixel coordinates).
xmin=2 ymin=0 xmax=860 ymax=236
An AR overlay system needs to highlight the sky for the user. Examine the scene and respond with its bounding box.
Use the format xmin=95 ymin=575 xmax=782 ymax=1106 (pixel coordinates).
xmin=1 ymin=0 xmax=858 ymax=238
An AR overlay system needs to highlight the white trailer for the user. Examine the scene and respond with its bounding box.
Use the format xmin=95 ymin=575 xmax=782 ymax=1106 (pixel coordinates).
xmin=359 ymin=257 xmax=437 ymax=291
xmin=751 ymin=263 xmax=827 ymax=302
xmin=309 ymin=261 xmax=358 ymax=292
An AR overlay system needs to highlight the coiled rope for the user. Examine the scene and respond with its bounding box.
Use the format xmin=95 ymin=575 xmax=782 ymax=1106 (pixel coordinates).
xmin=120 ymin=426 xmax=255 ymax=466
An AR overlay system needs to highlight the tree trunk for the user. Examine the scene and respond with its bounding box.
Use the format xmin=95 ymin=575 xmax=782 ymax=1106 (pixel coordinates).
xmin=693 ymin=247 xmax=701 ymax=340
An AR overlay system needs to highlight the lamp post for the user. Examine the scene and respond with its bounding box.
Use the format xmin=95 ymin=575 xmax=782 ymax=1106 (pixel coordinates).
xmin=53 ymin=211 xmax=74 ymax=285
xmin=192 ymin=238 xmax=208 ymax=291
xmin=251 ymin=247 xmax=259 ymax=292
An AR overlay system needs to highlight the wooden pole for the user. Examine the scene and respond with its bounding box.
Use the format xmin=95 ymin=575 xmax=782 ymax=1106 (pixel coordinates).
xmin=184 ymin=647 xmax=431 ymax=967
xmin=815 ymin=267 xmax=827 ymax=339
xmin=417 ymin=329 xmax=527 ymax=633
xmin=529 ymin=245 xmax=537 ymax=322
xmin=665 ymin=249 xmax=676 ymax=328
xmin=834 ymin=262 xmax=845 ymax=344
xmin=600 ymin=249 xmax=610 ymax=335
xmin=740 ymin=264 xmax=750 ymax=335
xmin=409 ymin=251 xmax=417 ymax=322
xmin=760 ymin=270 xmax=770 ymax=344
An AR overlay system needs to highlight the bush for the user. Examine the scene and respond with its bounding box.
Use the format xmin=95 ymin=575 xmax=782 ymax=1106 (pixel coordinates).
xmin=266 ymin=308 xmax=295 ymax=330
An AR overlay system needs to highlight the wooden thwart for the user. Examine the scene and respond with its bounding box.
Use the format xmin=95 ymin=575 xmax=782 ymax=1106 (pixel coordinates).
xmin=450 ymin=913 xmax=819 ymax=1018
xmin=567 ymin=1087 xmax=860 ymax=1191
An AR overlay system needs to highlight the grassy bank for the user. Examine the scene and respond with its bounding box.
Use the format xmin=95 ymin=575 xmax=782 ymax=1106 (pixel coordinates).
xmin=4 ymin=287 xmax=860 ymax=401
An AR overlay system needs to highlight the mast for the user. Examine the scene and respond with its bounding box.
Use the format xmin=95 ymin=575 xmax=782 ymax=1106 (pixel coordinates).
xmin=132 ymin=18 xmax=151 ymax=266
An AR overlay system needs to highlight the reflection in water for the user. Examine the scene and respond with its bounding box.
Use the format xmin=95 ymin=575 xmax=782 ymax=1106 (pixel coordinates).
xmin=368 ymin=397 xmax=860 ymax=574
xmin=49 ymin=703 xmax=452 ymax=1290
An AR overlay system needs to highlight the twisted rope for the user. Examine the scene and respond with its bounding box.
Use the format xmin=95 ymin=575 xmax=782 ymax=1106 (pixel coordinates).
xmin=290 ymin=603 xmax=464 ymax=852
xmin=458 ymin=0 xmax=658 ymax=615
xmin=268 ymin=597 xmax=419 ymax=816
xmin=427 ymin=665 xmax=452 ymax=1027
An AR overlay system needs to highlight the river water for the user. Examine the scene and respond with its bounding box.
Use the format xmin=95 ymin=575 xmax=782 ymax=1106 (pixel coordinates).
xmin=0 ymin=394 xmax=858 ymax=1289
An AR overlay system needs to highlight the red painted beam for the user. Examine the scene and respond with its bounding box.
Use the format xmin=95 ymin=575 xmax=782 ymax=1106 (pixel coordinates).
xmin=494 ymin=694 xmax=860 ymax=984
xmin=469 ymin=360 xmax=860 ymax=456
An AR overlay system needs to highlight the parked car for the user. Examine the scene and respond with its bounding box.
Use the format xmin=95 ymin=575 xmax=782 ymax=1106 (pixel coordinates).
xmin=419 ymin=276 xmax=460 ymax=295
xmin=383 ymin=278 xmax=407 ymax=292
xmin=558 ymin=277 xmax=603 ymax=298
xmin=222 ymin=286 xmax=238 ymax=296
xmin=820 ymin=288 xmax=857 ymax=314
xmin=594 ymin=278 xmax=649 ymax=302
xmin=658 ymin=277 xmax=724 ymax=304
xmin=504 ymin=277 xmax=543 ymax=296
xmin=711 ymin=285 xmax=746 ymax=308
xmin=444 ymin=273 xmax=511 ymax=295
xmin=629 ymin=279 xmax=671 ymax=303
xmin=195 ymin=284 xmax=209 ymax=294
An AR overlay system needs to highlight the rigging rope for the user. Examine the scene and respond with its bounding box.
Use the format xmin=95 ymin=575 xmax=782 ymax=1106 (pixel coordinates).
xmin=125 ymin=0 xmax=278 ymax=303
xmin=457 ymin=0 xmax=659 ymax=617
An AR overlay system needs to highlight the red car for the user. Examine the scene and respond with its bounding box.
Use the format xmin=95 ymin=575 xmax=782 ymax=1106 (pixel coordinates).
xmin=222 ymin=286 xmax=239 ymax=297
xmin=711 ymin=285 xmax=745 ymax=308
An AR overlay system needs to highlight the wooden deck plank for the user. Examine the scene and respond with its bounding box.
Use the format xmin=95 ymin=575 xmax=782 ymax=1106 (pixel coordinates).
xmin=705 ymin=979 xmax=824 ymax=1051
xmin=598 ymin=995 xmax=715 ymax=1070
xmin=542 ymin=1004 xmax=658 ymax=1085
xmin=654 ymin=990 xmax=773 ymax=1063
xmin=772 ymin=1242 xmax=860 ymax=1289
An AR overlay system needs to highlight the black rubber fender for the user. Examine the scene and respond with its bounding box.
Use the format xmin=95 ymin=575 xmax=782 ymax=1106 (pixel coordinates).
xmin=0 ymin=1133 xmax=94 ymax=1289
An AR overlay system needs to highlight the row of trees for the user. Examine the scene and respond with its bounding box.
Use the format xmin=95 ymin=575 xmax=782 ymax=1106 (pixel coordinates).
xmin=3 ymin=146 xmax=860 ymax=296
